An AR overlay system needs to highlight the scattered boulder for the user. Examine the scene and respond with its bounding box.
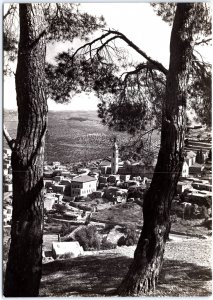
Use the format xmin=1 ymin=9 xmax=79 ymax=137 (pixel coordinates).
xmin=52 ymin=241 xmax=83 ymax=259
xmin=202 ymin=218 xmax=212 ymax=230
xmin=105 ymin=225 xmax=124 ymax=245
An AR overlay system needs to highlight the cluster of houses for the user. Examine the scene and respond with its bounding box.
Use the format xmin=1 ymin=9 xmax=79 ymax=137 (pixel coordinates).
xmin=177 ymin=135 xmax=212 ymax=210
xmin=3 ymin=126 xmax=212 ymax=261
xmin=3 ymin=148 xmax=12 ymax=191
xmin=3 ymin=148 xmax=13 ymax=226
xmin=3 ymin=129 xmax=212 ymax=226
xmin=42 ymin=138 xmax=155 ymax=213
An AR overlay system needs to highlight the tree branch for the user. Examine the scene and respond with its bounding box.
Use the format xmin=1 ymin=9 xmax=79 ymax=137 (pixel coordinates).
xmin=107 ymin=30 xmax=168 ymax=75
xmin=195 ymin=38 xmax=211 ymax=46
xmin=3 ymin=124 xmax=15 ymax=150
xmin=71 ymin=29 xmax=168 ymax=75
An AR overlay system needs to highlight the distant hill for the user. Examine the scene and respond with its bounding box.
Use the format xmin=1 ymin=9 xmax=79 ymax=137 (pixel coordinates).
xmin=4 ymin=110 xmax=129 ymax=164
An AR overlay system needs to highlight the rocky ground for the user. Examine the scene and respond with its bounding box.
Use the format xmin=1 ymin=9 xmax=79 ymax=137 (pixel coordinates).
xmin=40 ymin=237 xmax=212 ymax=297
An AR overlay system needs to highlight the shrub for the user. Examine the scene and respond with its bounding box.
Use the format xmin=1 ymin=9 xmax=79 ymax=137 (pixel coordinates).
xmin=60 ymin=223 xmax=75 ymax=237
xmin=95 ymin=199 xmax=101 ymax=204
xmin=125 ymin=224 xmax=138 ymax=245
xmin=74 ymin=225 xmax=100 ymax=251
xmin=101 ymin=236 xmax=116 ymax=250
xmin=75 ymin=228 xmax=88 ymax=250
xmin=117 ymin=225 xmax=139 ymax=246
xmin=202 ymin=218 xmax=212 ymax=230
xmin=84 ymin=197 xmax=92 ymax=202
xmin=69 ymin=202 xmax=78 ymax=208
xmin=55 ymin=204 xmax=67 ymax=214
xmin=200 ymin=205 xmax=210 ymax=219
xmin=91 ymin=236 xmax=101 ymax=250
xmin=102 ymin=224 xmax=114 ymax=234
xmin=117 ymin=236 xmax=126 ymax=247
xmin=171 ymin=205 xmax=184 ymax=218
xmin=78 ymin=204 xmax=92 ymax=211
xmin=46 ymin=217 xmax=53 ymax=224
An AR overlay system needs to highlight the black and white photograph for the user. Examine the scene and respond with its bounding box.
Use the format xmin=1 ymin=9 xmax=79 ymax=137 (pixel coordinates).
xmin=2 ymin=2 xmax=212 ymax=297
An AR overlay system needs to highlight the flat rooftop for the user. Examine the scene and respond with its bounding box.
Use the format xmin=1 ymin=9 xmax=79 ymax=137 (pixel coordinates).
xmin=72 ymin=175 xmax=97 ymax=183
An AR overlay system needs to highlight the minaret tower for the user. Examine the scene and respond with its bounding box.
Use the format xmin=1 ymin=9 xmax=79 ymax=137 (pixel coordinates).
xmin=111 ymin=137 xmax=119 ymax=174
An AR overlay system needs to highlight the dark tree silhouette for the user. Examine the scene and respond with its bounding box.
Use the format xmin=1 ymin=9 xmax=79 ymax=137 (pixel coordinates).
xmin=3 ymin=3 xmax=104 ymax=296
xmin=4 ymin=5 xmax=47 ymax=296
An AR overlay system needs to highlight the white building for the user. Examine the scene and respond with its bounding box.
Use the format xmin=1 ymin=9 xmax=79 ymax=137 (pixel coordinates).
xmin=185 ymin=151 xmax=196 ymax=167
xmin=3 ymin=205 xmax=13 ymax=225
xmin=44 ymin=194 xmax=58 ymax=211
xmin=176 ymin=181 xmax=191 ymax=193
xmin=181 ymin=160 xmax=189 ymax=177
xmin=71 ymin=175 xmax=97 ymax=197
xmin=111 ymin=138 xmax=119 ymax=174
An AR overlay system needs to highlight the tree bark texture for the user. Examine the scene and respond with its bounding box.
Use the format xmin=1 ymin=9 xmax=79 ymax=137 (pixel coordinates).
xmin=118 ymin=4 xmax=194 ymax=296
xmin=4 ymin=4 xmax=47 ymax=296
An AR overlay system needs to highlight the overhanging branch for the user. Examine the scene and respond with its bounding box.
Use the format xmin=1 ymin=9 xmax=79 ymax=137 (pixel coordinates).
xmin=195 ymin=38 xmax=211 ymax=46
xmin=71 ymin=29 xmax=168 ymax=75
xmin=107 ymin=30 xmax=168 ymax=75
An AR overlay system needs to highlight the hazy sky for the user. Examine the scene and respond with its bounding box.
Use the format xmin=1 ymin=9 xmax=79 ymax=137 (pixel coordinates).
xmin=3 ymin=3 xmax=211 ymax=111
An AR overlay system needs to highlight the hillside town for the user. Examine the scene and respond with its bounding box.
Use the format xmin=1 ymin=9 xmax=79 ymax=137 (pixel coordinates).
xmin=3 ymin=126 xmax=212 ymax=261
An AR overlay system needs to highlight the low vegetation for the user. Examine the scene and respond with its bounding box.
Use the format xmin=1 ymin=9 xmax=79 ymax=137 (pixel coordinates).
xmin=92 ymin=202 xmax=143 ymax=227
xmin=74 ymin=225 xmax=100 ymax=251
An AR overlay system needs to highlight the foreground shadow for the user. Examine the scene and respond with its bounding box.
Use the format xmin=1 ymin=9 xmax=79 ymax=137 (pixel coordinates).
xmin=156 ymin=259 xmax=212 ymax=296
xmin=40 ymin=254 xmax=131 ymax=296
xmin=40 ymin=254 xmax=211 ymax=296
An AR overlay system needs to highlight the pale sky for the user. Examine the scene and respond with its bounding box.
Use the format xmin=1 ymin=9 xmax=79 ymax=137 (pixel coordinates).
xmin=3 ymin=3 xmax=211 ymax=111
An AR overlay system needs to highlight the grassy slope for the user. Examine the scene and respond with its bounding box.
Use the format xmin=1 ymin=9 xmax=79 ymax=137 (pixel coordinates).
xmin=92 ymin=203 xmax=210 ymax=237
xmin=92 ymin=203 xmax=143 ymax=227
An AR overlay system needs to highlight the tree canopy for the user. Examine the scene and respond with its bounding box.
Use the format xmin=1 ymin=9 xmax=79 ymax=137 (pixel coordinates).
xmin=46 ymin=3 xmax=211 ymax=131
xmin=3 ymin=3 xmax=105 ymax=75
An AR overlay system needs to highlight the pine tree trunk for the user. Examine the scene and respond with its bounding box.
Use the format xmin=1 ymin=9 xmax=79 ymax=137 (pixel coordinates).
xmin=118 ymin=4 xmax=194 ymax=296
xmin=4 ymin=4 xmax=47 ymax=296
